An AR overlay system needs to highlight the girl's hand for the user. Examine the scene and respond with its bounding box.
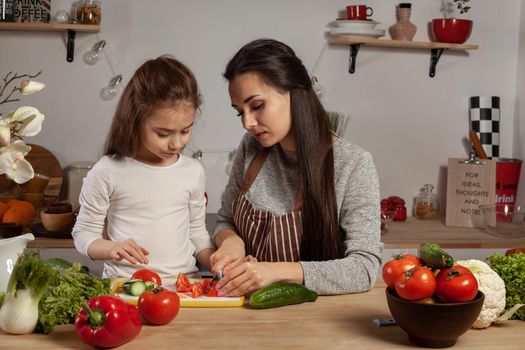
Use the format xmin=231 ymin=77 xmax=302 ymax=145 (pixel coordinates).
xmin=217 ymin=257 xmax=277 ymax=297
xmin=108 ymin=239 xmax=149 ymax=265
xmin=210 ymin=234 xmax=246 ymax=275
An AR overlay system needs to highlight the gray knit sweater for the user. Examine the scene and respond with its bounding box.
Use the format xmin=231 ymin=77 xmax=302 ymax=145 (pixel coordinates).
xmin=213 ymin=133 xmax=382 ymax=295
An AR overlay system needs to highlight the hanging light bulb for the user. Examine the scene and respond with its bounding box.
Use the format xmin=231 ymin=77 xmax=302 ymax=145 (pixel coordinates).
xmin=311 ymin=76 xmax=326 ymax=99
xmin=101 ymin=74 xmax=123 ymax=100
xmin=83 ymin=40 xmax=106 ymax=65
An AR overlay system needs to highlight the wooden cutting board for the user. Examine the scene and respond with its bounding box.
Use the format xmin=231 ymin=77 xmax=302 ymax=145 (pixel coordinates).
xmin=24 ymin=144 xmax=63 ymax=200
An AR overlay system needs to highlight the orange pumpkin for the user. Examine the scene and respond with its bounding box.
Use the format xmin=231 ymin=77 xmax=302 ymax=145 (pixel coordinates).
xmin=2 ymin=200 xmax=36 ymax=227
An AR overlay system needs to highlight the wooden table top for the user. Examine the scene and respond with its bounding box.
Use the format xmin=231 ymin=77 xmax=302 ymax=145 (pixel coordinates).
xmin=0 ymin=286 xmax=523 ymax=349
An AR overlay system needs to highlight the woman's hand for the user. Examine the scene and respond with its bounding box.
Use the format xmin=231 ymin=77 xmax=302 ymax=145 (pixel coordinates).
xmin=107 ymin=239 xmax=149 ymax=265
xmin=210 ymin=230 xmax=246 ymax=275
xmin=217 ymin=257 xmax=277 ymax=297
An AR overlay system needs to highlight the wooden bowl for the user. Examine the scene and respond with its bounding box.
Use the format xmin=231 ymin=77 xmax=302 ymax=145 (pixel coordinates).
xmin=40 ymin=211 xmax=75 ymax=232
xmin=386 ymin=288 xmax=484 ymax=348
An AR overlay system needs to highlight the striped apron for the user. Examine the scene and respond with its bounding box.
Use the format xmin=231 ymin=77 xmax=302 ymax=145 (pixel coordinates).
xmin=232 ymin=149 xmax=302 ymax=262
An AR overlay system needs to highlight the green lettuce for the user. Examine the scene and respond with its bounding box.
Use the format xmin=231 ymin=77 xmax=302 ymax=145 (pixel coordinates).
xmin=36 ymin=262 xmax=112 ymax=333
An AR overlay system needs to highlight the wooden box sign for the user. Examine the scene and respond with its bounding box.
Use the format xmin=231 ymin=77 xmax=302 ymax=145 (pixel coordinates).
xmin=446 ymin=158 xmax=496 ymax=228
xmin=13 ymin=0 xmax=50 ymax=23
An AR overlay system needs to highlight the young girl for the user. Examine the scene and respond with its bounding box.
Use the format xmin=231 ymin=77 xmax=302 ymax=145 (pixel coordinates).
xmin=210 ymin=39 xmax=382 ymax=296
xmin=72 ymin=55 xmax=214 ymax=278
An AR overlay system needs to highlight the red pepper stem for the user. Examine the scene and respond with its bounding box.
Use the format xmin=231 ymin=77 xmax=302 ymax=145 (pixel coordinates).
xmin=81 ymin=301 xmax=105 ymax=327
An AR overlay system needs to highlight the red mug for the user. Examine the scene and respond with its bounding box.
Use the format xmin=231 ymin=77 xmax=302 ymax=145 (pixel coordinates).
xmin=346 ymin=5 xmax=373 ymax=20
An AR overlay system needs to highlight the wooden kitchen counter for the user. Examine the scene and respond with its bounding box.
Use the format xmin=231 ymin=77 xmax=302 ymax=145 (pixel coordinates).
xmin=382 ymin=217 xmax=525 ymax=249
xmin=0 ymin=286 xmax=522 ymax=349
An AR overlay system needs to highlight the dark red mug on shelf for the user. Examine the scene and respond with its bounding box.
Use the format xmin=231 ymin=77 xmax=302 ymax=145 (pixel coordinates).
xmin=346 ymin=5 xmax=373 ymax=20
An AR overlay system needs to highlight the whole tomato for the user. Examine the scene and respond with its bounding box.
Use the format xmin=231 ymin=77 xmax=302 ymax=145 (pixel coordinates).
xmin=395 ymin=266 xmax=437 ymax=301
xmin=435 ymin=266 xmax=478 ymax=303
xmin=132 ymin=268 xmax=162 ymax=286
xmin=382 ymin=253 xmax=422 ymax=289
xmin=138 ymin=287 xmax=180 ymax=325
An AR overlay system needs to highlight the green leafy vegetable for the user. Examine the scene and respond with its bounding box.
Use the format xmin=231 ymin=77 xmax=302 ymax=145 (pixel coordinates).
xmin=0 ymin=252 xmax=55 ymax=334
xmin=487 ymin=253 xmax=525 ymax=321
xmin=36 ymin=261 xmax=112 ymax=333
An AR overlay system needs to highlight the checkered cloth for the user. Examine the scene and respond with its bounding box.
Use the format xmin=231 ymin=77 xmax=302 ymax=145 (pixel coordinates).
xmin=469 ymin=96 xmax=500 ymax=159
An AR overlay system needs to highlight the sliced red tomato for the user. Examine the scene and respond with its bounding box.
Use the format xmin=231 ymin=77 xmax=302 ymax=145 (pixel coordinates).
xmin=191 ymin=282 xmax=204 ymax=298
xmin=382 ymin=253 xmax=422 ymax=289
xmin=202 ymin=279 xmax=211 ymax=292
xmin=395 ymin=266 xmax=436 ymax=301
xmin=435 ymin=266 xmax=478 ymax=303
xmin=175 ymin=272 xmax=191 ymax=293
xmin=132 ymin=268 xmax=162 ymax=286
xmin=205 ymin=287 xmax=219 ymax=297
xmin=138 ymin=287 xmax=180 ymax=325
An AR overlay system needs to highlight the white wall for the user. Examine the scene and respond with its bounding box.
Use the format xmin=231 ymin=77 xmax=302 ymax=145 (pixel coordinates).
xmin=0 ymin=0 xmax=523 ymax=215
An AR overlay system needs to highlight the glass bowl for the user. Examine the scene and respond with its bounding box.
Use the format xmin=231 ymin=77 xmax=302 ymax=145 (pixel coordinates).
xmin=381 ymin=208 xmax=397 ymax=233
xmin=479 ymin=204 xmax=525 ymax=238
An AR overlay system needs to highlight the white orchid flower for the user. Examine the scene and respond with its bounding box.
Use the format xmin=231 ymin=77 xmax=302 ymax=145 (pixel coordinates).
xmin=0 ymin=119 xmax=11 ymax=146
xmin=10 ymin=106 xmax=45 ymax=137
xmin=20 ymin=80 xmax=45 ymax=95
xmin=0 ymin=142 xmax=34 ymax=184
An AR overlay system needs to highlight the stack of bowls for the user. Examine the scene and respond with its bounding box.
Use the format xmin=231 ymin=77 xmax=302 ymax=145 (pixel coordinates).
xmin=330 ymin=19 xmax=385 ymax=38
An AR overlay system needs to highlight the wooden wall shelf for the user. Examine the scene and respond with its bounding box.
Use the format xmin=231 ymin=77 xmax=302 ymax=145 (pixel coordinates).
xmin=382 ymin=217 xmax=525 ymax=249
xmin=328 ymin=35 xmax=479 ymax=77
xmin=0 ymin=22 xmax=100 ymax=62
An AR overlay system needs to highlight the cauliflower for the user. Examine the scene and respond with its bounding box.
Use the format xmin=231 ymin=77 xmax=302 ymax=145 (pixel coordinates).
xmin=456 ymin=259 xmax=506 ymax=329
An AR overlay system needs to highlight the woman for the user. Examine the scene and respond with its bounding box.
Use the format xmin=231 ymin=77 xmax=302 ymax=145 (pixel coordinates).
xmin=210 ymin=39 xmax=382 ymax=296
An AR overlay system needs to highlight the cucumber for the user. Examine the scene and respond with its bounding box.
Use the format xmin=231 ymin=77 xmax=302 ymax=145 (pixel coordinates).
xmin=418 ymin=242 xmax=454 ymax=269
xmin=123 ymin=279 xmax=147 ymax=296
xmin=249 ymin=283 xmax=318 ymax=309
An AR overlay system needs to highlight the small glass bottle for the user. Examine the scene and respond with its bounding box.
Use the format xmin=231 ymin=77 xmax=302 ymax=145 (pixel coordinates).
xmin=415 ymin=184 xmax=438 ymax=219
xmin=76 ymin=0 xmax=101 ymax=25
xmin=389 ymin=3 xmax=417 ymax=41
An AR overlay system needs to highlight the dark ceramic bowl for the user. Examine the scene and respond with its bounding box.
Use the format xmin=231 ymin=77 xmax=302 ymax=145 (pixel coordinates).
xmin=0 ymin=223 xmax=24 ymax=238
xmin=386 ymin=288 xmax=484 ymax=348
xmin=46 ymin=202 xmax=73 ymax=214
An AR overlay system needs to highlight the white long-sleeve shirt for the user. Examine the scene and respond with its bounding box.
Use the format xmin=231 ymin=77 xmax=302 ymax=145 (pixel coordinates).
xmin=72 ymin=154 xmax=213 ymax=278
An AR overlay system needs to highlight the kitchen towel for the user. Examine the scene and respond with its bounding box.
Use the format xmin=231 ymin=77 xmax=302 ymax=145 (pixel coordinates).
xmin=469 ymin=96 xmax=500 ymax=159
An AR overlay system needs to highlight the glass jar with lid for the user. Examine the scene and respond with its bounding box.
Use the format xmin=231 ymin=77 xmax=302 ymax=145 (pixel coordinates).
xmin=415 ymin=184 xmax=438 ymax=219
xmin=67 ymin=161 xmax=94 ymax=210
xmin=75 ymin=0 xmax=101 ymax=25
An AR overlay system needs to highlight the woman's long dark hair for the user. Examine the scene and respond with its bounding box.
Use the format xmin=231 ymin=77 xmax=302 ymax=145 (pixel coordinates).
xmin=223 ymin=39 xmax=345 ymax=261
xmin=104 ymin=55 xmax=201 ymax=157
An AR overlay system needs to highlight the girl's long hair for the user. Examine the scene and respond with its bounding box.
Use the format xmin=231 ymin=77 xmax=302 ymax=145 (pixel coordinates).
xmin=223 ymin=39 xmax=345 ymax=261
xmin=104 ymin=55 xmax=201 ymax=157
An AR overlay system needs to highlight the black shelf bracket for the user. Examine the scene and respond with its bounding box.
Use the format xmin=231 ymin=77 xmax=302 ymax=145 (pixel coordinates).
xmin=66 ymin=29 xmax=76 ymax=62
xmin=348 ymin=44 xmax=361 ymax=74
xmin=429 ymin=48 xmax=444 ymax=78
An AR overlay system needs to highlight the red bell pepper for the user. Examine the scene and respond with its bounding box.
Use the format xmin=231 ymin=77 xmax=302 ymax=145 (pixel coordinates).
xmin=74 ymin=295 xmax=142 ymax=348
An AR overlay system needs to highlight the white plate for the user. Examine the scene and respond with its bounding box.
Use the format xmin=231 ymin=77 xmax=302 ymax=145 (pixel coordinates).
xmin=329 ymin=27 xmax=385 ymax=38
xmin=336 ymin=19 xmax=380 ymax=29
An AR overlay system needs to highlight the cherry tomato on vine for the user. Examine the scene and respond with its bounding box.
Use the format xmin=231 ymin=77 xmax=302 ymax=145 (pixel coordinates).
xmin=395 ymin=266 xmax=436 ymax=301
xmin=132 ymin=268 xmax=162 ymax=286
xmin=382 ymin=253 xmax=422 ymax=289
xmin=435 ymin=266 xmax=478 ymax=303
